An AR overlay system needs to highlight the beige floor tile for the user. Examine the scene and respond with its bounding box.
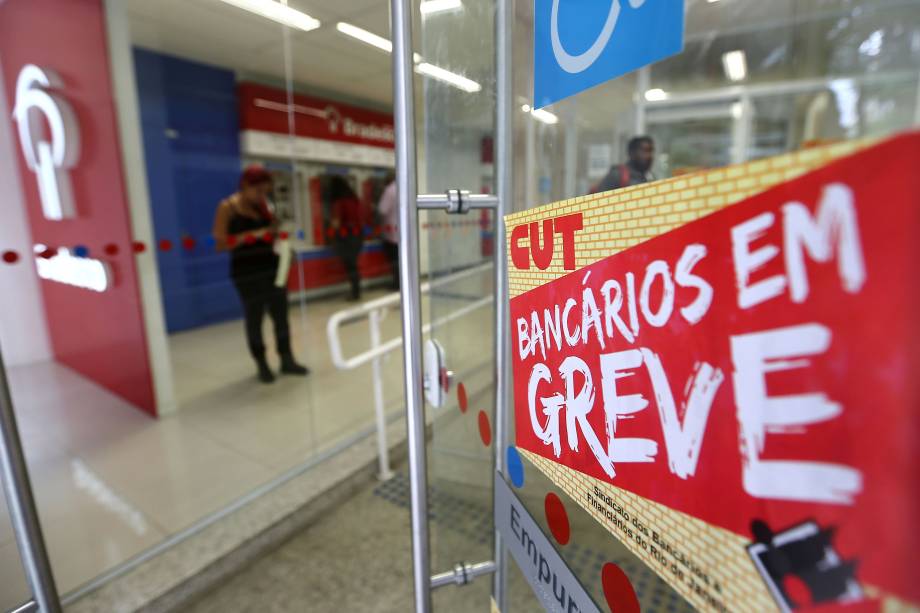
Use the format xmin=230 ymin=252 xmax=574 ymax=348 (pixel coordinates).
xmin=0 ymin=539 xmax=30 ymax=611
xmin=2 ymin=269 xmax=494 ymax=606
xmin=75 ymin=419 xmax=274 ymax=534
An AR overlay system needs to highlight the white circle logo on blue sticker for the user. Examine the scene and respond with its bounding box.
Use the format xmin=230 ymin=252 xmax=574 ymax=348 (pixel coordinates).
xmin=550 ymin=0 xmax=647 ymax=74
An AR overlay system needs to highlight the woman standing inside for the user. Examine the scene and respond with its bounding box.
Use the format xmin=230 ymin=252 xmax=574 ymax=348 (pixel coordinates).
xmin=213 ymin=165 xmax=309 ymax=383
xmin=328 ymin=175 xmax=366 ymax=301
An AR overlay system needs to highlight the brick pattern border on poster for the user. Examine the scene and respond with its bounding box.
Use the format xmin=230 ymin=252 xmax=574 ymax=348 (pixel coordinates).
xmin=506 ymin=139 xmax=871 ymax=299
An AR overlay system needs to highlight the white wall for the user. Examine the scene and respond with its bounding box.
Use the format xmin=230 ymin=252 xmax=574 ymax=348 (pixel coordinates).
xmin=104 ymin=0 xmax=177 ymax=414
xmin=0 ymin=55 xmax=52 ymax=366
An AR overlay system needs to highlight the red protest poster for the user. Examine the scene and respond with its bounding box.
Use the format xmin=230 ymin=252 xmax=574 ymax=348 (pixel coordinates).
xmin=506 ymin=133 xmax=920 ymax=612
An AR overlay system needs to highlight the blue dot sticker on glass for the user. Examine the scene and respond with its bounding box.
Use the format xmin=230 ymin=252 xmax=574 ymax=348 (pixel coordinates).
xmin=296 ymin=228 xmax=305 ymax=240
xmin=73 ymin=245 xmax=89 ymax=258
xmin=507 ymin=445 xmax=524 ymax=488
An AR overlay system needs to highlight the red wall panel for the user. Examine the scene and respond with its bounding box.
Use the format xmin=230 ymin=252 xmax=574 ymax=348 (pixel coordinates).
xmin=0 ymin=0 xmax=156 ymax=414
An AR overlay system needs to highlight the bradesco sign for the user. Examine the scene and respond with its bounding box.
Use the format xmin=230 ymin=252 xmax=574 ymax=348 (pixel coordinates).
xmin=505 ymin=134 xmax=920 ymax=612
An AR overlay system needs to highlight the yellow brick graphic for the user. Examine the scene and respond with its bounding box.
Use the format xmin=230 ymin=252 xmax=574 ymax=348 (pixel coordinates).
xmin=506 ymin=139 xmax=872 ymax=298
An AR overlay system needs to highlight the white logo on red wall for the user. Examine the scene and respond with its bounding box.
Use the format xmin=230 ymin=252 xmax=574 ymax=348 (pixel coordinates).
xmin=12 ymin=64 xmax=81 ymax=220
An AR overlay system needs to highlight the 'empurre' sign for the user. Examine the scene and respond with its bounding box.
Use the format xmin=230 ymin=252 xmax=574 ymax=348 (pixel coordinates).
xmin=505 ymin=133 xmax=920 ymax=612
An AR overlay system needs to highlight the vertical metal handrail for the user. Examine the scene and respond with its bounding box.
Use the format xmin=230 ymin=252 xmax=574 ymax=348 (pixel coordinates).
xmin=368 ymin=310 xmax=395 ymax=481
xmin=390 ymin=0 xmax=432 ymax=611
xmin=493 ymin=0 xmax=514 ymax=610
xmin=0 ymin=343 xmax=62 ymax=613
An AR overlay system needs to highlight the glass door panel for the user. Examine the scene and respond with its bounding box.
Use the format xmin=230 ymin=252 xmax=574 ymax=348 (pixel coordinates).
xmin=417 ymin=0 xmax=497 ymax=610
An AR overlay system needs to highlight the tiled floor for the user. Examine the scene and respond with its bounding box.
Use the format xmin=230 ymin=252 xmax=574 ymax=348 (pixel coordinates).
xmin=0 ymin=269 xmax=494 ymax=611
xmin=184 ymin=459 xmax=693 ymax=613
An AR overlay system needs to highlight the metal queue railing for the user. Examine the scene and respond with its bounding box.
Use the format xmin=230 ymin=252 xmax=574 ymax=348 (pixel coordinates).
xmin=325 ymin=262 xmax=493 ymax=481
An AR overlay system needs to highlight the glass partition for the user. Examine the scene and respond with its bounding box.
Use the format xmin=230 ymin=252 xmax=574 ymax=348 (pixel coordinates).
xmin=0 ymin=0 xmax=406 ymax=608
xmin=517 ymin=0 xmax=920 ymax=207
xmin=496 ymin=0 xmax=920 ymax=611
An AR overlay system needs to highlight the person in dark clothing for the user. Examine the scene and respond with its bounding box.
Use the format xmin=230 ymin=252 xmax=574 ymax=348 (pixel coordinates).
xmin=328 ymin=175 xmax=366 ymax=301
xmin=213 ymin=165 xmax=309 ymax=383
xmin=591 ymin=136 xmax=656 ymax=194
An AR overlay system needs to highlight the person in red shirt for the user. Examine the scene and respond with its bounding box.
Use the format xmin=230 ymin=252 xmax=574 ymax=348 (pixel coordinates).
xmin=328 ymin=175 xmax=367 ymax=301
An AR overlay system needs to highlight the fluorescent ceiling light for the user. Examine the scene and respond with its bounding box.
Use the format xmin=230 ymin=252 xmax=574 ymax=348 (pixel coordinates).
xmin=217 ymin=0 xmax=320 ymax=31
xmin=858 ymin=30 xmax=883 ymax=57
xmin=336 ymin=22 xmax=479 ymax=93
xmin=336 ymin=22 xmax=392 ymax=52
xmin=420 ymin=0 xmax=462 ymax=15
xmin=722 ymin=50 xmax=747 ymax=82
xmin=416 ymin=62 xmax=481 ymax=92
xmin=644 ymin=88 xmax=668 ymax=102
xmin=731 ymin=101 xmax=744 ymax=119
xmin=521 ymin=104 xmax=558 ymax=124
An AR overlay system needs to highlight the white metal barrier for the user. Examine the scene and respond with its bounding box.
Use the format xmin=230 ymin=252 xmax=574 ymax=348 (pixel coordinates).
xmin=326 ymin=263 xmax=493 ymax=480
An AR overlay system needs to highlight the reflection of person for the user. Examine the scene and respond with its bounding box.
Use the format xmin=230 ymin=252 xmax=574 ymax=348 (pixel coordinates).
xmin=212 ymin=165 xmax=309 ymax=383
xmin=329 ymin=175 xmax=366 ymax=301
xmin=591 ymin=136 xmax=655 ymax=193
xmin=377 ymin=174 xmax=399 ymax=290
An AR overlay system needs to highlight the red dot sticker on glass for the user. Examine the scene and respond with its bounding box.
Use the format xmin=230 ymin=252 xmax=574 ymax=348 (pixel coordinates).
xmin=2 ymin=250 xmax=19 ymax=264
xmin=544 ymin=492 xmax=570 ymax=545
xmin=477 ymin=410 xmax=491 ymax=446
xmin=457 ymin=382 xmax=468 ymax=413
xmin=601 ymin=563 xmax=640 ymax=613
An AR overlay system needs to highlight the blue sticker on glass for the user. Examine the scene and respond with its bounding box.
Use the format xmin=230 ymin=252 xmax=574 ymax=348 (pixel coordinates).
xmin=507 ymin=446 xmax=525 ymax=488
xmin=534 ymin=0 xmax=684 ymax=108
xmin=73 ymin=245 xmax=89 ymax=258
xmin=296 ymin=229 xmax=306 ymax=240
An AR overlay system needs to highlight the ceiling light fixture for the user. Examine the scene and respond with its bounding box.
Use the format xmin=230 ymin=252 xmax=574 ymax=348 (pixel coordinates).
xmin=644 ymin=88 xmax=668 ymax=102
xmin=722 ymin=50 xmax=748 ymax=82
xmin=420 ymin=0 xmax=463 ymax=15
xmin=217 ymin=0 xmax=320 ymax=32
xmin=521 ymin=104 xmax=558 ymax=124
xmin=336 ymin=22 xmax=480 ymax=93
xmin=416 ymin=62 xmax=481 ymax=92
xmin=336 ymin=22 xmax=392 ymax=53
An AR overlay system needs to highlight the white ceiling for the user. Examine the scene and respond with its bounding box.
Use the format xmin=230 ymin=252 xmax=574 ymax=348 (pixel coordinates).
xmin=127 ymin=0 xmax=400 ymax=108
xmin=126 ymin=0 xmax=920 ymax=129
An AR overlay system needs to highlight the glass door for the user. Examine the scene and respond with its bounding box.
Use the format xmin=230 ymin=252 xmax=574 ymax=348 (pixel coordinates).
xmin=646 ymin=101 xmax=740 ymax=176
xmin=415 ymin=0 xmax=498 ymax=610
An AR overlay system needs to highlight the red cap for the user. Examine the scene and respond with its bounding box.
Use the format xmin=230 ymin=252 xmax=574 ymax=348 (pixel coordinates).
xmin=240 ymin=165 xmax=272 ymax=188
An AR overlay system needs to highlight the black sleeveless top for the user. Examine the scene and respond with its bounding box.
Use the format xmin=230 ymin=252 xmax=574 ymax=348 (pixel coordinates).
xmin=227 ymin=206 xmax=278 ymax=282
